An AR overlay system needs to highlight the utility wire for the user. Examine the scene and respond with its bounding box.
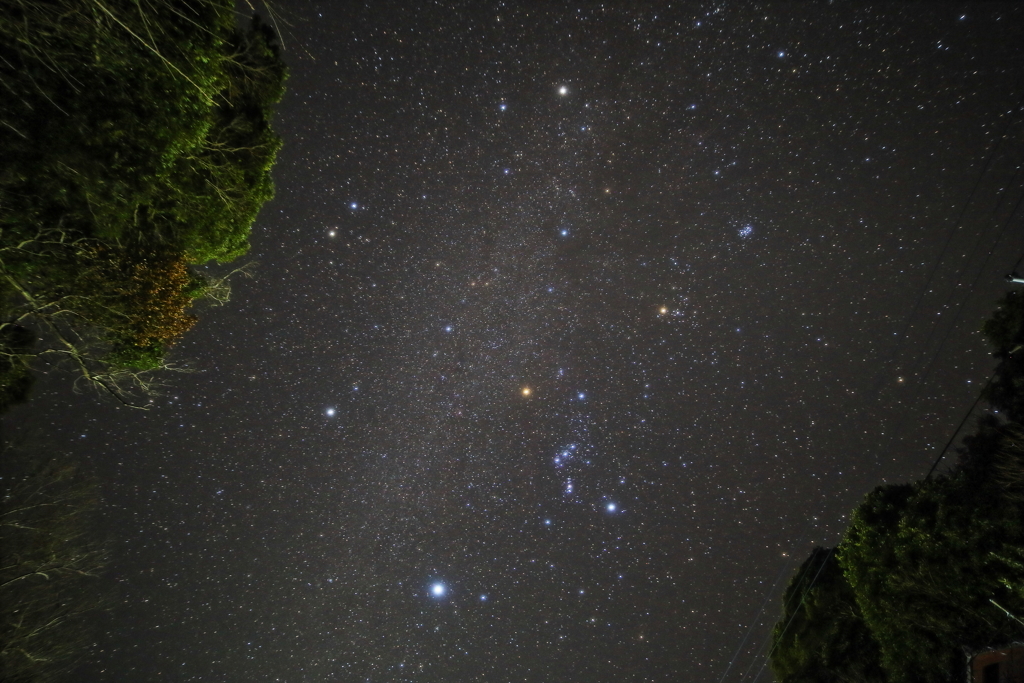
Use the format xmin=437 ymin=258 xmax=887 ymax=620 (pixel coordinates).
xmin=745 ymin=550 xmax=836 ymax=683
xmin=715 ymin=566 xmax=791 ymax=683
xmin=908 ymin=169 xmax=1024 ymax=402
xmin=924 ymin=317 xmax=1024 ymax=481
xmin=722 ymin=92 xmax=1024 ymax=683
xmin=715 ymin=522 xmax=813 ymax=683
xmin=862 ymin=150 xmax=1024 ymax=492
xmin=924 ymin=373 xmax=995 ymax=479
xmin=870 ymin=92 xmax=1024 ymax=398
xmin=744 ymin=364 xmax=994 ymax=683
xmin=886 ymin=173 xmax=1024 ymax=482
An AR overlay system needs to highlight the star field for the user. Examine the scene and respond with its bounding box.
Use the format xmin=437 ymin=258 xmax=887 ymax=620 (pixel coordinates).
xmin=7 ymin=3 xmax=1024 ymax=682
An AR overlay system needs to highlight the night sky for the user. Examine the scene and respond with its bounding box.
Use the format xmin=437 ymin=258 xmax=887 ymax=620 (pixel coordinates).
xmin=6 ymin=3 xmax=1024 ymax=682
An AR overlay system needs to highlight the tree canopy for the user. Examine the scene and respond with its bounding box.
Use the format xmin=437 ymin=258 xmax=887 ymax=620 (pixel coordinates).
xmin=770 ymin=547 xmax=888 ymax=683
xmin=983 ymin=290 xmax=1024 ymax=423
xmin=0 ymin=3 xmax=288 ymax=679
xmin=770 ymin=291 xmax=1024 ymax=683
xmin=0 ymin=0 xmax=286 ymax=406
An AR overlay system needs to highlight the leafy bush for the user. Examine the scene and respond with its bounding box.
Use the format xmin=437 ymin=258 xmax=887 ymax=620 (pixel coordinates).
xmin=0 ymin=0 xmax=287 ymax=404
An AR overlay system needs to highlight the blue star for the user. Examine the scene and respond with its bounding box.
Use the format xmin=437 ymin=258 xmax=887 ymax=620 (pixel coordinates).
xmin=430 ymin=582 xmax=446 ymax=597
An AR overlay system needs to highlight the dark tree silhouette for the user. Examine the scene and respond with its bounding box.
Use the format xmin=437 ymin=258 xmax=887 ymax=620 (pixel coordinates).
xmin=772 ymin=294 xmax=1024 ymax=683
xmin=983 ymin=290 xmax=1024 ymax=423
xmin=769 ymin=547 xmax=887 ymax=683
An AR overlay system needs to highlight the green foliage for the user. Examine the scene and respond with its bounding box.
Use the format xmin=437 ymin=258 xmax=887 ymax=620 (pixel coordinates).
xmin=2 ymin=235 xmax=200 ymax=397
xmin=0 ymin=0 xmax=286 ymax=405
xmin=772 ymin=292 xmax=1024 ymax=682
xmin=838 ymin=454 xmax=1024 ymax=683
xmin=145 ymin=15 xmax=287 ymax=262
xmin=66 ymin=246 xmax=200 ymax=350
xmin=770 ymin=547 xmax=887 ymax=683
xmin=0 ymin=0 xmax=228 ymax=245
xmin=1 ymin=0 xmax=286 ymax=262
xmin=105 ymin=341 xmax=165 ymax=371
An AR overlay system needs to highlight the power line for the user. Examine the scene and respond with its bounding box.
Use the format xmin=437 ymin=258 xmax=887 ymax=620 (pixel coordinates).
xmin=715 ymin=522 xmax=813 ymax=683
xmin=714 ymin=563 xmax=791 ymax=683
xmin=869 ymin=92 xmax=1024 ymax=398
xmin=909 ymin=166 xmax=1024 ymax=388
xmin=924 ymin=373 xmax=995 ymax=479
xmin=875 ymin=169 xmax=1023 ymax=487
xmin=744 ymin=549 xmax=836 ymax=683
xmin=720 ymin=90 xmax=1024 ymax=683
xmin=922 ymin=309 xmax=1024 ymax=481
xmin=741 ymin=367 xmax=991 ymax=683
